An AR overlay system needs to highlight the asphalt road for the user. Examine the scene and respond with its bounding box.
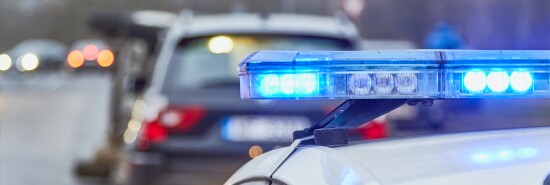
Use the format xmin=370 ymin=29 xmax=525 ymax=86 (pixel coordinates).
xmin=0 ymin=72 xmax=111 ymax=185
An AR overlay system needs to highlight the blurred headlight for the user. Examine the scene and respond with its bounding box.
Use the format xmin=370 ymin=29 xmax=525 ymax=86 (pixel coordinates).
xmin=0 ymin=54 xmax=12 ymax=71
xmin=17 ymin=53 xmax=39 ymax=71
xmin=208 ymin=36 xmax=234 ymax=54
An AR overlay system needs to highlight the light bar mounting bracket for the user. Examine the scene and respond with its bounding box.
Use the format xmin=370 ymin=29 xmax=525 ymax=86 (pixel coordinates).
xmin=293 ymin=99 xmax=433 ymax=146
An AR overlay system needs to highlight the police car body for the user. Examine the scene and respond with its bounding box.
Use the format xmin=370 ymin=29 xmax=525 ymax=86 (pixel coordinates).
xmin=226 ymin=50 xmax=550 ymax=185
xmin=227 ymin=127 xmax=550 ymax=185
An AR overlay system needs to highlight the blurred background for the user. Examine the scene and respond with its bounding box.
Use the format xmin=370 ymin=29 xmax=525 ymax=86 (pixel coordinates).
xmin=2 ymin=0 xmax=550 ymax=50
xmin=0 ymin=0 xmax=550 ymax=185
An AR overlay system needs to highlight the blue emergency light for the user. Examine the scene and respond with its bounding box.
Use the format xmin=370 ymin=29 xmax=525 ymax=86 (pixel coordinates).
xmin=239 ymin=50 xmax=550 ymax=99
xmin=471 ymin=147 xmax=538 ymax=164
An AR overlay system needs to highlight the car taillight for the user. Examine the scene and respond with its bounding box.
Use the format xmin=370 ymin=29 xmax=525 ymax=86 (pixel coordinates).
xmin=349 ymin=115 xmax=389 ymax=140
xmin=138 ymin=106 xmax=205 ymax=150
xmin=143 ymin=122 xmax=167 ymax=142
xmin=83 ymin=44 xmax=99 ymax=60
xmin=356 ymin=120 xmax=388 ymax=140
xmin=97 ymin=50 xmax=114 ymax=67
xmin=138 ymin=122 xmax=167 ymax=151
xmin=156 ymin=106 xmax=206 ymax=132
xmin=67 ymin=50 xmax=85 ymax=69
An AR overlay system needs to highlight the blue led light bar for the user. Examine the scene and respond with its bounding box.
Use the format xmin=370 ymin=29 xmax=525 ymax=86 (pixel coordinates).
xmin=239 ymin=50 xmax=550 ymax=99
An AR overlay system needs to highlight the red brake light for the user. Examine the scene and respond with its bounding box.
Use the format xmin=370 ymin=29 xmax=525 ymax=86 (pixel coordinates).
xmin=144 ymin=122 xmax=167 ymax=142
xmin=326 ymin=104 xmax=388 ymax=140
xmin=67 ymin=50 xmax=84 ymax=68
xmin=138 ymin=122 xmax=167 ymax=151
xmin=83 ymin=44 xmax=99 ymax=60
xmin=157 ymin=106 xmax=205 ymax=132
xmin=138 ymin=106 xmax=205 ymax=150
xmin=353 ymin=120 xmax=388 ymax=140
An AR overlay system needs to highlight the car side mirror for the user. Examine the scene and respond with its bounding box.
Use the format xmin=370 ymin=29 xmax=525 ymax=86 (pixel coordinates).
xmin=126 ymin=76 xmax=147 ymax=94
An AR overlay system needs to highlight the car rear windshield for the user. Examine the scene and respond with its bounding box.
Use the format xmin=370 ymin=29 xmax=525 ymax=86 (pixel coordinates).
xmin=163 ymin=34 xmax=354 ymax=93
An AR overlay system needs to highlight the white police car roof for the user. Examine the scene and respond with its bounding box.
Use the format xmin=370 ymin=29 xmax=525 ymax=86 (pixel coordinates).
xmin=171 ymin=13 xmax=359 ymax=40
xmin=227 ymin=127 xmax=550 ymax=185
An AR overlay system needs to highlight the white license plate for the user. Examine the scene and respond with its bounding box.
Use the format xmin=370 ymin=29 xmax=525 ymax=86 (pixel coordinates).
xmin=221 ymin=116 xmax=311 ymax=142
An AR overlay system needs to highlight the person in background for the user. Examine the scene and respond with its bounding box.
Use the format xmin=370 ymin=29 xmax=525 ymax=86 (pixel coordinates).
xmin=424 ymin=22 xmax=467 ymax=49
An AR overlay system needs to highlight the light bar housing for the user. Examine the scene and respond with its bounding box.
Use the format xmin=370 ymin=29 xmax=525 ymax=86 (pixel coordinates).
xmin=239 ymin=50 xmax=550 ymax=99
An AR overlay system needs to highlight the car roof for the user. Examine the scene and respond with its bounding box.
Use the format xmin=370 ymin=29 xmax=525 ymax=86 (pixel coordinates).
xmin=228 ymin=127 xmax=550 ymax=184
xmin=12 ymin=39 xmax=66 ymax=50
xmin=170 ymin=13 xmax=359 ymax=41
xmin=10 ymin=39 xmax=67 ymax=57
xmin=70 ymin=39 xmax=109 ymax=50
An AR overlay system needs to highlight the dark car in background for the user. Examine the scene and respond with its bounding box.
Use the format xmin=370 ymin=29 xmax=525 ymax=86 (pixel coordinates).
xmin=7 ymin=39 xmax=67 ymax=72
xmin=119 ymin=13 xmax=362 ymax=185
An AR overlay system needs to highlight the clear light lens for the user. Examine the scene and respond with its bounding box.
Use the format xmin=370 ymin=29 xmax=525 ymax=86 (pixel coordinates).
xmin=0 ymin=54 xmax=12 ymax=71
xmin=487 ymin=72 xmax=509 ymax=93
xmin=509 ymin=72 xmax=533 ymax=92
xmin=348 ymin=74 xmax=372 ymax=95
xmin=464 ymin=71 xmax=487 ymax=93
xmin=395 ymin=73 xmax=418 ymax=94
xmin=373 ymin=73 xmax=394 ymax=94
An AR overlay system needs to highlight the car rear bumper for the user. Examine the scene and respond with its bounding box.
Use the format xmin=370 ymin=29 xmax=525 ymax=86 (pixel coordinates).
xmin=126 ymin=127 xmax=289 ymax=183
xmin=136 ymin=122 xmax=293 ymax=155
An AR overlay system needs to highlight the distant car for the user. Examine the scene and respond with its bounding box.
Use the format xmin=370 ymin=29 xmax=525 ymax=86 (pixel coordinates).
xmin=66 ymin=39 xmax=115 ymax=70
xmin=119 ymin=13 xmax=391 ymax=185
xmin=7 ymin=39 xmax=67 ymax=72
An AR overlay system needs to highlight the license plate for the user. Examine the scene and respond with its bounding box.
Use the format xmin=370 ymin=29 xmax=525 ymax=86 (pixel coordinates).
xmin=221 ymin=116 xmax=311 ymax=142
